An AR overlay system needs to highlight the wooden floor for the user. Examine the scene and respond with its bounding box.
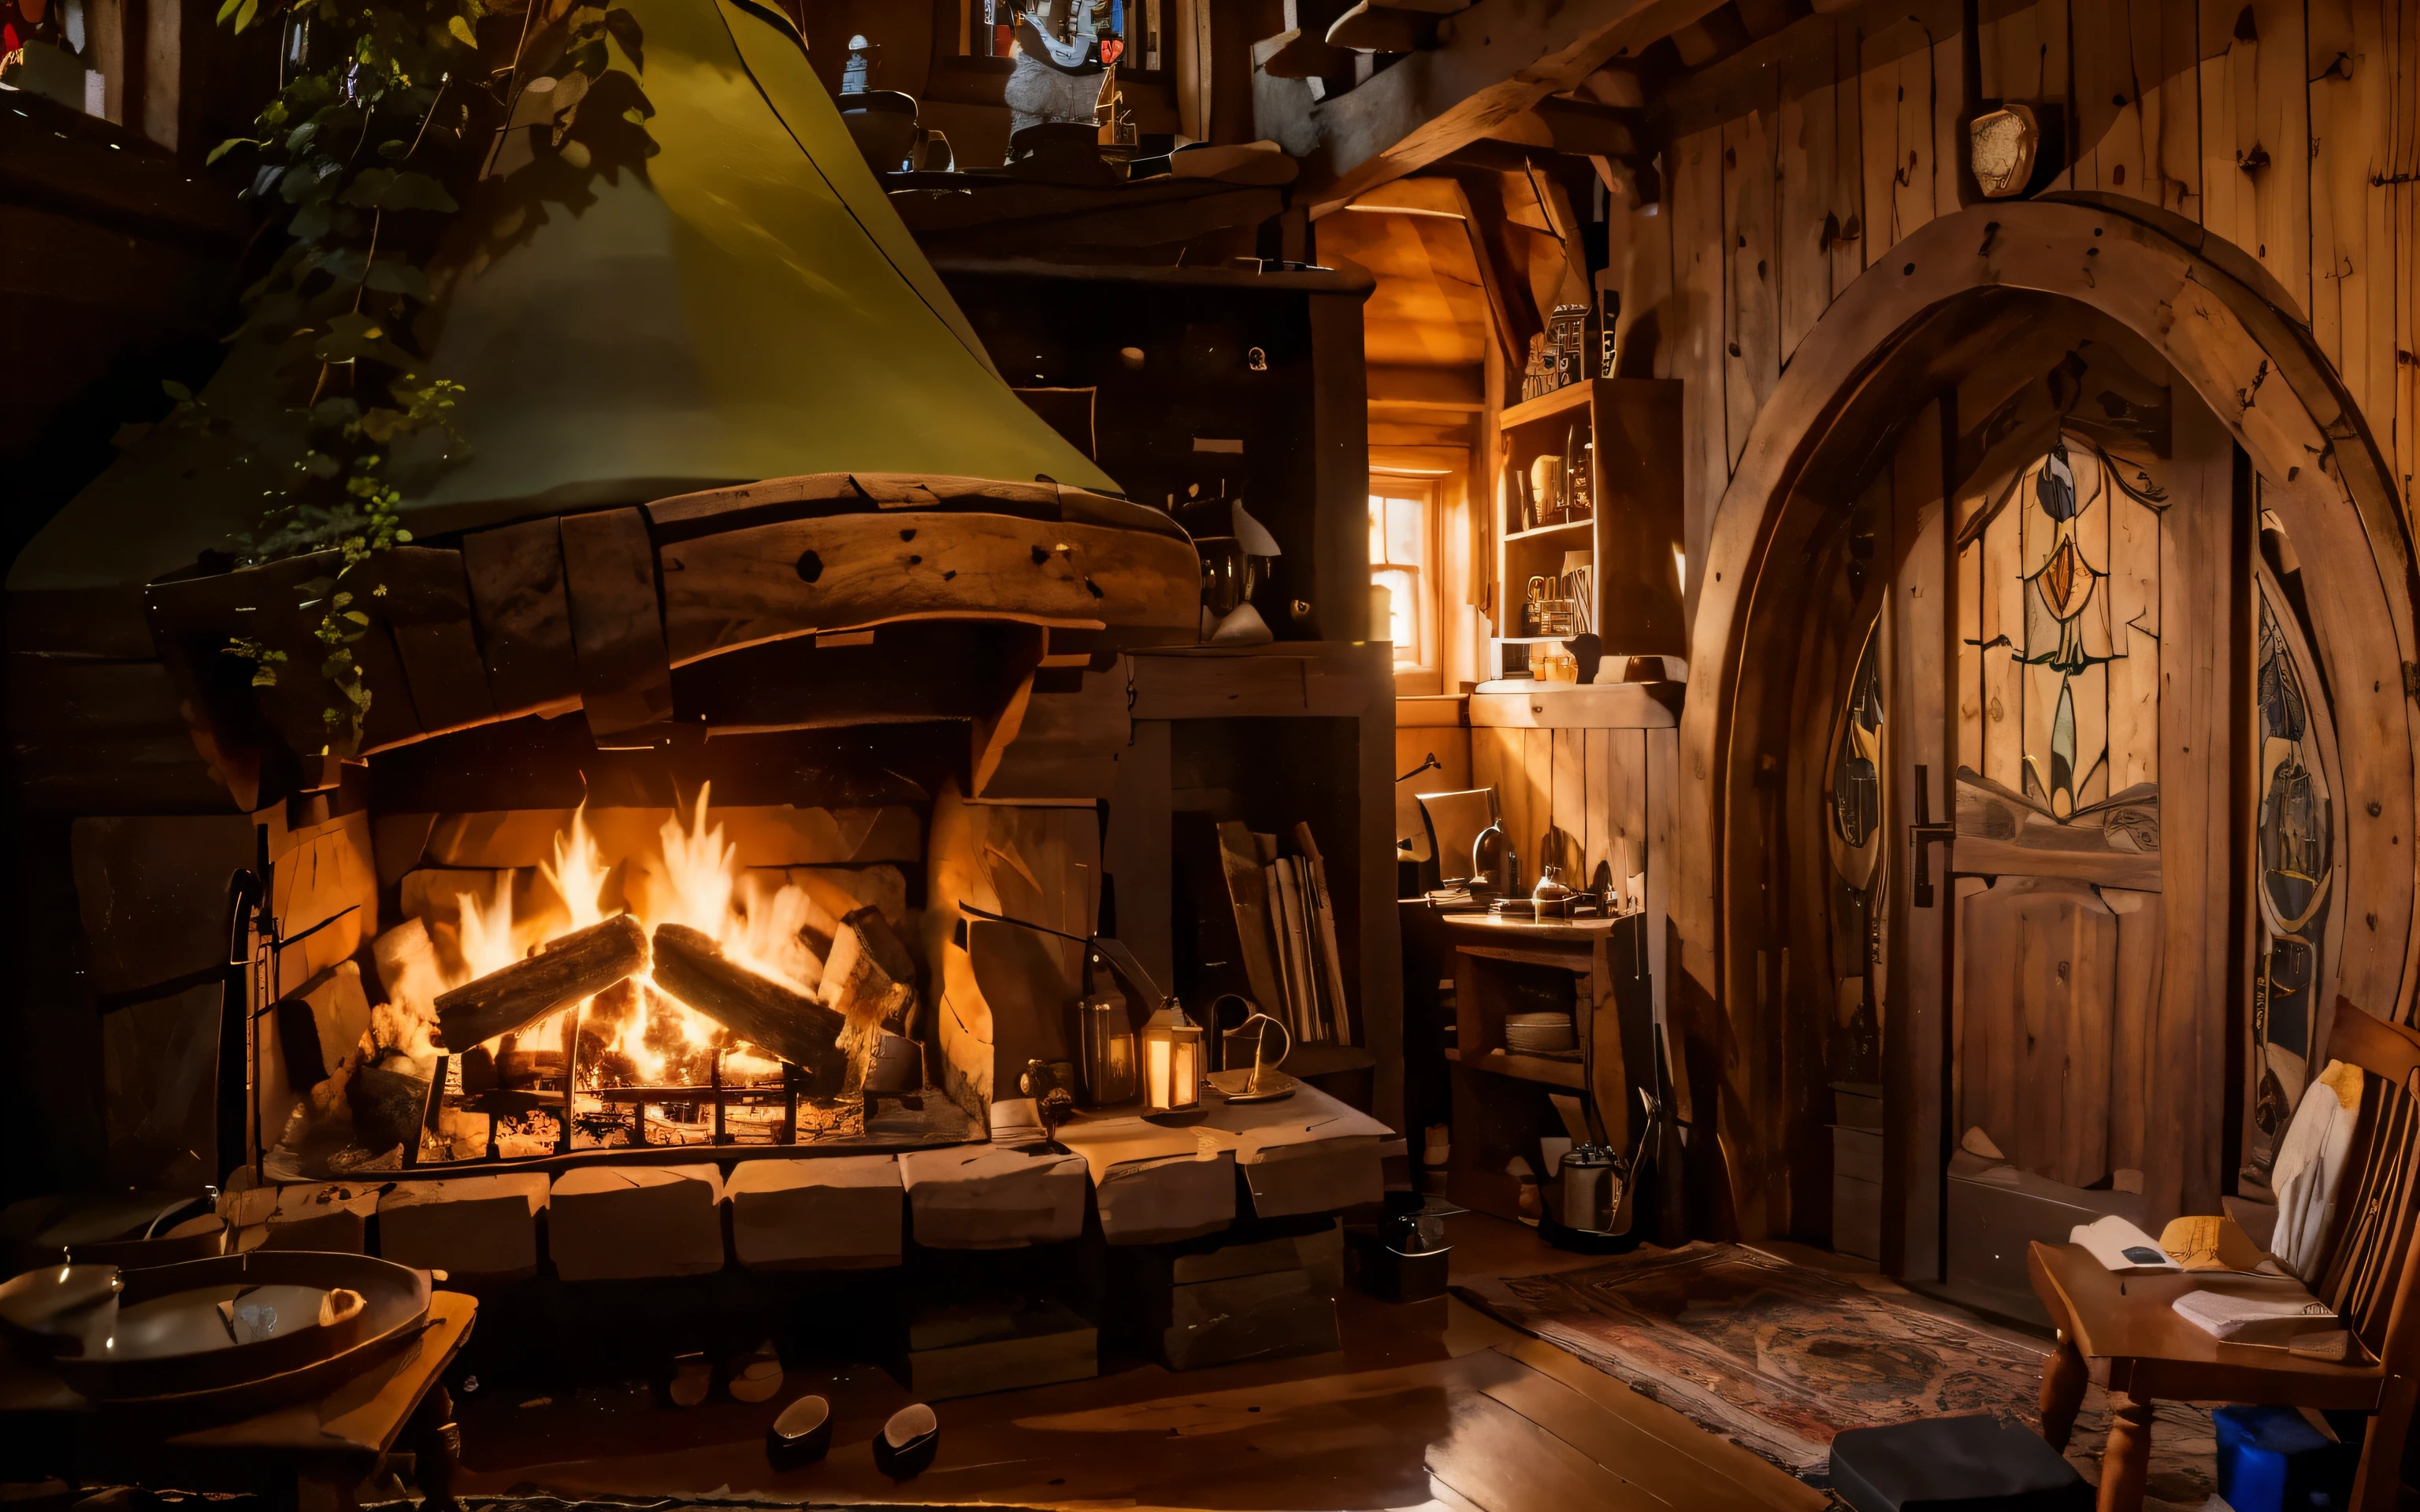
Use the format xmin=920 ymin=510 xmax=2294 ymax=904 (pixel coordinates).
xmin=451 ymin=1214 xmax=1826 ymax=1512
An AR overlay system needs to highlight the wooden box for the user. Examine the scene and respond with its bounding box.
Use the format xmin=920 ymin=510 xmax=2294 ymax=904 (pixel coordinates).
xmin=900 ymin=1296 xmax=1097 ymax=1400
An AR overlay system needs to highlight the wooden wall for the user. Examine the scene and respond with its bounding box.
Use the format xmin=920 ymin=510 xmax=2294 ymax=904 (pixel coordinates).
xmin=1628 ymin=0 xmax=2415 ymax=1246
xmin=1646 ymin=0 xmax=2418 ymax=607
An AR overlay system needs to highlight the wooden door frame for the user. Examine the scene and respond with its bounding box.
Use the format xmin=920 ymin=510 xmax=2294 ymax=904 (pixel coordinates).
xmin=1672 ymin=195 xmax=2419 ymax=1277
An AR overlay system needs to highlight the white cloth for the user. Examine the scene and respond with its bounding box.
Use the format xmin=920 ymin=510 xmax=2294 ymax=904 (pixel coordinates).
xmin=2271 ymin=1058 xmax=2365 ymax=1280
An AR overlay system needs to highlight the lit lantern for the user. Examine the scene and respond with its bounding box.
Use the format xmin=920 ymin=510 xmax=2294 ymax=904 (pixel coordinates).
xmin=1141 ymin=998 xmax=1203 ymax=1114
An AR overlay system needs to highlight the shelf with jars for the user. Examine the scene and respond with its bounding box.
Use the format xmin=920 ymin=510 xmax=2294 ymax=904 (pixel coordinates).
xmin=1493 ymin=376 xmax=1683 ymax=684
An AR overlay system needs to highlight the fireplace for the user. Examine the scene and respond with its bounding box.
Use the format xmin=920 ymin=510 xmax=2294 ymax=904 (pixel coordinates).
xmin=113 ymin=478 xmax=1201 ymax=1190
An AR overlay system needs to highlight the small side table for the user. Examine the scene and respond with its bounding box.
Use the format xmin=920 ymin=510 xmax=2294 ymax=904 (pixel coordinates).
xmin=1440 ymin=910 xmax=1654 ymax=1221
xmin=0 ymin=1291 xmax=476 ymax=1512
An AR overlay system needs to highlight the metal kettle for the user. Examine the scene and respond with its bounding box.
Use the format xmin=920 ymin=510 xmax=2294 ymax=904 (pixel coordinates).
xmin=1471 ymin=821 xmax=1518 ymax=900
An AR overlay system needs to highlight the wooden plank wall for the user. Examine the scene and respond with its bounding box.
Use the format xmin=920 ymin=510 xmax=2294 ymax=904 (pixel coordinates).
xmin=1656 ymin=0 xmax=2420 ymax=586
xmin=1471 ymin=727 xmax=1650 ymax=895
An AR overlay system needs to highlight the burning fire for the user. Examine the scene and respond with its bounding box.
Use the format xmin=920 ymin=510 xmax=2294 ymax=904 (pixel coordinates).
xmin=386 ymin=784 xmax=855 ymax=1095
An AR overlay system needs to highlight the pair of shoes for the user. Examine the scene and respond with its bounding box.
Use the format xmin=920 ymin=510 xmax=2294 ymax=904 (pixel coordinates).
xmin=766 ymin=1398 xmax=940 ymax=1480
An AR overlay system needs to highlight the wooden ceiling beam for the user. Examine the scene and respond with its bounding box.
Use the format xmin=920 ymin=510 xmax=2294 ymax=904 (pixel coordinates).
xmin=1486 ymin=94 xmax=1646 ymax=158
xmin=1256 ymin=28 xmax=1354 ymax=80
xmin=1281 ymin=0 xmax=1729 ymax=214
xmin=1366 ymin=364 xmax=1487 ymax=410
xmin=1327 ymin=2 xmax=1455 ymax=54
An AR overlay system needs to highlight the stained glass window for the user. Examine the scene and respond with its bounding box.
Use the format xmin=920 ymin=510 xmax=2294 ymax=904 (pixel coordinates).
xmin=2248 ymin=595 xmax=2333 ymax=1169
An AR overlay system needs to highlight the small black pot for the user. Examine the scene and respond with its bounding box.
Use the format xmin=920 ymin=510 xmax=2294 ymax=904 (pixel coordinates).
xmin=764 ymin=1395 xmax=832 ymax=1469
xmin=871 ymin=1402 xmax=939 ymax=1480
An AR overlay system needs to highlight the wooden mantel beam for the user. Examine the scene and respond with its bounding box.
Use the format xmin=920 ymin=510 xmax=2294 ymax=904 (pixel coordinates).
xmin=1282 ymin=0 xmax=1727 ymax=214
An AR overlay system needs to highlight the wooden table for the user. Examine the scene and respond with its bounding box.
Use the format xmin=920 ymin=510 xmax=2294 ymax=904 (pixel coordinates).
xmin=1441 ymin=911 xmax=1654 ymax=1220
xmin=0 ymin=1292 xmax=476 ymax=1510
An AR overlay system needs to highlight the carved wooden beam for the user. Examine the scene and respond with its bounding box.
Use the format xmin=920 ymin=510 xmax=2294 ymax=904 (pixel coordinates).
xmin=138 ymin=480 xmax=1197 ymax=778
xmin=1276 ymin=0 xmax=1725 ymax=213
xmin=659 ymin=513 xmax=1201 ymax=667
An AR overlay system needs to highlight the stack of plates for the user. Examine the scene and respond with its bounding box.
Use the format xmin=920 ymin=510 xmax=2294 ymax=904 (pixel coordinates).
xmin=1503 ymin=1013 xmax=1576 ymax=1054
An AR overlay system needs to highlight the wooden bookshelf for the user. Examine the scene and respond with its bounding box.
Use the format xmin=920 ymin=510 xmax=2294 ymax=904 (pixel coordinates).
xmin=1492 ymin=377 xmax=1684 ymax=676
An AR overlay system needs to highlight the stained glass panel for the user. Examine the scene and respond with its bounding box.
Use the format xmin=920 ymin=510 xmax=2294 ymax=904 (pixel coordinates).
xmin=2247 ymin=594 xmax=2334 ymax=1178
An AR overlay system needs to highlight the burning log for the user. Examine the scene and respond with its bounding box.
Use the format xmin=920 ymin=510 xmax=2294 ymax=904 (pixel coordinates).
xmin=432 ymin=914 xmax=648 ymax=1051
xmin=823 ymin=906 xmax=917 ymax=1028
xmin=649 ymin=923 xmax=847 ymax=1094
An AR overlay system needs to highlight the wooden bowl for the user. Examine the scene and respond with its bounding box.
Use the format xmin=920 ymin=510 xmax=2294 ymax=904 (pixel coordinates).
xmin=53 ymin=1250 xmax=430 ymax=1404
xmin=0 ymin=1259 xmax=121 ymax=1362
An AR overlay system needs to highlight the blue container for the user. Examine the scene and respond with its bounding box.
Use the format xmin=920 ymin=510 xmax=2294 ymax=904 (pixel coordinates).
xmin=2212 ymin=1404 xmax=2359 ymax=1512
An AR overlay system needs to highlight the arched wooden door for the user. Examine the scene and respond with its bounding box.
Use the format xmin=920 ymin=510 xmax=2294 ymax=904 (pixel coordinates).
xmin=1684 ymin=202 xmax=2415 ymax=1283
xmin=1823 ymin=324 xmax=2269 ymax=1310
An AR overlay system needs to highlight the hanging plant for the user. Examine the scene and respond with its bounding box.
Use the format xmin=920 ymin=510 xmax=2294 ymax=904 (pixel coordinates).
xmin=195 ymin=0 xmax=649 ymax=754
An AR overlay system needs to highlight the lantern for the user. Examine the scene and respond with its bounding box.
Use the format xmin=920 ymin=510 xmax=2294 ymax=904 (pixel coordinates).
xmin=1141 ymin=998 xmax=1203 ymax=1114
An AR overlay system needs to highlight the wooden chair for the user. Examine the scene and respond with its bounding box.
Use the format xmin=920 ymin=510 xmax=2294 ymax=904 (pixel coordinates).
xmin=1414 ymin=787 xmax=1498 ymax=888
xmin=2029 ymin=997 xmax=2420 ymax=1511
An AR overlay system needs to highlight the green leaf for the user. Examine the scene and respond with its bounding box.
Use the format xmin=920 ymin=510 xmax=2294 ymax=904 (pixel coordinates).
xmin=340 ymin=168 xmax=458 ymax=212
xmin=279 ymin=159 xmax=334 ymax=204
xmin=447 ymin=13 xmax=477 ymax=46
xmin=233 ymin=0 xmax=258 ymax=33
xmin=602 ymin=7 xmax=643 ymax=69
xmin=343 ymin=610 xmax=372 ymax=625
xmin=376 ymin=137 xmax=410 ymax=159
xmin=205 ymin=135 xmax=262 ymax=165
xmin=312 ymin=310 xmax=417 ymax=367
xmin=161 ymin=380 xmax=194 ymax=402
xmin=215 ymin=0 xmax=242 ymax=20
xmin=287 ymin=201 xmax=336 ymax=241
xmin=362 ymin=259 xmax=431 ymax=300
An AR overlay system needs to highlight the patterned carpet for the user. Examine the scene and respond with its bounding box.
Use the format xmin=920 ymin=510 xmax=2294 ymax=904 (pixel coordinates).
xmin=1458 ymin=1242 xmax=2217 ymax=1507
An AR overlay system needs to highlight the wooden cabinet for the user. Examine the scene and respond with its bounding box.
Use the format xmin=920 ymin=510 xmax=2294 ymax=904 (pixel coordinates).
xmin=934 ymin=259 xmax=1373 ymax=646
xmin=1440 ymin=913 xmax=1654 ymax=1223
xmin=1493 ymin=377 xmax=1684 ymax=674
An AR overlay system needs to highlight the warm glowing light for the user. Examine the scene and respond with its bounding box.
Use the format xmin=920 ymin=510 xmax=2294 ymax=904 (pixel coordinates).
xmin=541 ymin=804 xmax=610 ymax=932
xmin=376 ymin=780 xmax=900 ymax=1153
xmin=455 ymin=876 xmax=519 ymax=982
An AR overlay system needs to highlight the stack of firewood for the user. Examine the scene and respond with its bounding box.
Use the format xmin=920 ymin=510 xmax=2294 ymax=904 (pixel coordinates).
xmin=430 ymin=907 xmax=919 ymax=1095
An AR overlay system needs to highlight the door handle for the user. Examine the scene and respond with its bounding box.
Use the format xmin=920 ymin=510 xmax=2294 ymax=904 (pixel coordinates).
xmin=1910 ymin=763 xmax=1954 ymax=908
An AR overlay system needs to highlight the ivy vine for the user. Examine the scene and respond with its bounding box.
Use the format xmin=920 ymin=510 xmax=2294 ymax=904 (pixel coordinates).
xmin=195 ymin=0 xmax=648 ymax=754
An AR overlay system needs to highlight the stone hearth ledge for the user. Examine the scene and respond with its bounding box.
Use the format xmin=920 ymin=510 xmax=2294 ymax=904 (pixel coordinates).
xmin=1052 ymin=1082 xmax=1390 ymax=1239
xmin=378 ymin=1173 xmax=550 ymax=1281
xmin=548 ymin=1163 xmax=724 ymax=1280
xmin=219 ymin=1181 xmax=380 ymax=1254
xmin=897 ymin=1145 xmax=1086 ymax=1249
xmin=722 ymin=1154 xmax=903 ymax=1269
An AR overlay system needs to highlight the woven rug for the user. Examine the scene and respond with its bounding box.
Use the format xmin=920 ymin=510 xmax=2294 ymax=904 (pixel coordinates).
xmin=1459 ymin=1242 xmax=2218 ymax=1508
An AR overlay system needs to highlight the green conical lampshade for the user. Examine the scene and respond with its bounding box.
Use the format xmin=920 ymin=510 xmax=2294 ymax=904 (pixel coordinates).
xmin=13 ymin=0 xmax=1115 ymax=593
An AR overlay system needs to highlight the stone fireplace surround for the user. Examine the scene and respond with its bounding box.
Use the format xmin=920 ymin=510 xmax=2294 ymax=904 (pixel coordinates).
xmin=40 ymin=470 xmax=1201 ymax=1199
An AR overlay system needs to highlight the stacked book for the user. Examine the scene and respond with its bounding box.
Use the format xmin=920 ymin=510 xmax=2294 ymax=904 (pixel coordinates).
xmin=1178 ymin=817 xmax=1355 ymax=1046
